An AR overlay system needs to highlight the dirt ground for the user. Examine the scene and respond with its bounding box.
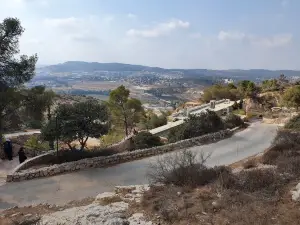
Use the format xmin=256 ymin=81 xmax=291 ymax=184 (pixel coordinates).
xmin=0 ymin=197 xmax=94 ymax=225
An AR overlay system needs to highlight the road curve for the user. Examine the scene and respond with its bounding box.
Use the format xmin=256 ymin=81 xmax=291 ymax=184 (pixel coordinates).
xmin=0 ymin=122 xmax=278 ymax=209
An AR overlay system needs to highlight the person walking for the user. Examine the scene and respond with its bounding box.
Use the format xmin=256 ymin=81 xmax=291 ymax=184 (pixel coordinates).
xmin=18 ymin=147 xmax=27 ymax=164
xmin=3 ymin=139 xmax=13 ymax=160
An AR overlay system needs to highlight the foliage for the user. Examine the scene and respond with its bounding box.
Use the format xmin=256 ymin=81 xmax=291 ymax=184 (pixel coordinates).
xmin=282 ymin=85 xmax=300 ymax=109
xmin=284 ymin=114 xmax=300 ymax=130
xmin=100 ymin=129 xmax=125 ymax=147
xmin=23 ymin=86 xmax=56 ymax=128
xmin=42 ymin=99 xmax=109 ymax=150
xmin=0 ymin=17 xmax=38 ymax=147
xmin=233 ymin=109 xmax=246 ymax=115
xmin=261 ymin=79 xmax=279 ymax=92
xmin=139 ymin=111 xmax=168 ymax=130
xmin=202 ymin=84 xmax=240 ymax=102
xmin=168 ymin=110 xmax=225 ymax=142
xmin=224 ymin=113 xmax=244 ymax=129
xmin=108 ymin=85 xmax=144 ymax=136
xmin=24 ymin=135 xmax=49 ymax=156
xmin=237 ymin=80 xmax=257 ymax=97
xmin=132 ymin=131 xmax=162 ymax=150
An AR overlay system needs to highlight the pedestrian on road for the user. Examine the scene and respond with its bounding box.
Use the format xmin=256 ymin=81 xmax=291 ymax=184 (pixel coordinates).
xmin=3 ymin=139 xmax=13 ymax=160
xmin=18 ymin=147 xmax=27 ymax=164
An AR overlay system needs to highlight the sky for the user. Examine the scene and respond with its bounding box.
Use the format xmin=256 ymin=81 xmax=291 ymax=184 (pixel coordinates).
xmin=0 ymin=0 xmax=299 ymax=69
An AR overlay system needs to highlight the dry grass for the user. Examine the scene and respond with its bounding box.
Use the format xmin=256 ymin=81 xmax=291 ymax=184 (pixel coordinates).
xmin=139 ymin=133 xmax=300 ymax=225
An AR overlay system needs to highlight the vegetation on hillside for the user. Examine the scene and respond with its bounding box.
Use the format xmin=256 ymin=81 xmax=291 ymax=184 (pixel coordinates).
xmin=168 ymin=111 xmax=225 ymax=143
xmin=108 ymin=85 xmax=144 ymax=136
xmin=42 ymin=100 xmax=109 ymax=150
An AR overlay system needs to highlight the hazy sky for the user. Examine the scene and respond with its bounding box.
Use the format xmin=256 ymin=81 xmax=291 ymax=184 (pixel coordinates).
xmin=0 ymin=0 xmax=299 ymax=69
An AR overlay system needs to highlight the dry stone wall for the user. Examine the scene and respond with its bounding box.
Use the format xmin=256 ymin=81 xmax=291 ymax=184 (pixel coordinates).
xmin=7 ymin=129 xmax=233 ymax=182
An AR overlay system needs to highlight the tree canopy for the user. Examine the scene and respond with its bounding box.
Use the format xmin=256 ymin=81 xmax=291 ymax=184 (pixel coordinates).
xmin=108 ymin=85 xmax=144 ymax=136
xmin=0 ymin=17 xmax=37 ymax=143
xmin=42 ymin=100 xmax=109 ymax=150
xmin=202 ymin=84 xmax=240 ymax=102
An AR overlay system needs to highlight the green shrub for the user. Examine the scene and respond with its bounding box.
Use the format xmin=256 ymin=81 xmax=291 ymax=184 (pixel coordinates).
xmin=224 ymin=113 xmax=244 ymax=129
xmin=24 ymin=135 xmax=50 ymax=156
xmin=133 ymin=131 xmax=162 ymax=150
xmin=168 ymin=111 xmax=225 ymax=142
xmin=233 ymin=109 xmax=246 ymax=115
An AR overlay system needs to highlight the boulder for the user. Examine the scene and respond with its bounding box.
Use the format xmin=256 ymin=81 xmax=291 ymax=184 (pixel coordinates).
xmin=94 ymin=192 xmax=121 ymax=205
xmin=291 ymin=182 xmax=300 ymax=201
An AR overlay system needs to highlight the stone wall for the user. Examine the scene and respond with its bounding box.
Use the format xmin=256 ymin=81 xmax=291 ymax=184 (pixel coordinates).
xmin=7 ymin=129 xmax=233 ymax=182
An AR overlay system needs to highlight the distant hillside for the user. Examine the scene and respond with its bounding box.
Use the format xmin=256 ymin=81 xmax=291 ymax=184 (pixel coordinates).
xmin=41 ymin=61 xmax=300 ymax=80
xmin=42 ymin=61 xmax=166 ymax=73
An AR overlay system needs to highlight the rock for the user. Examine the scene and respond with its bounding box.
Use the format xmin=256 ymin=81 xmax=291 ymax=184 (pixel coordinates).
xmin=177 ymin=192 xmax=182 ymax=196
xmin=40 ymin=202 xmax=129 ymax=225
xmin=128 ymin=213 xmax=152 ymax=225
xmin=94 ymin=192 xmax=121 ymax=205
xmin=11 ymin=212 xmax=20 ymax=217
xmin=291 ymin=182 xmax=300 ymax=201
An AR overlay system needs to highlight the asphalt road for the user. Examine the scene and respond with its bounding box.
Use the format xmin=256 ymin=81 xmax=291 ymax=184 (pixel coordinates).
xmin=0 ymin=122 xmax=278 ymax=209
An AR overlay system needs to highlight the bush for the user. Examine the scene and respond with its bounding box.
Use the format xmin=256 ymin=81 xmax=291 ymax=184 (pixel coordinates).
xmin=224 ymin=113 xmax=244 ymax=129
xmin=220 ymin=169 xmax=287 ymax=196
xmin=148 ymin=149 xmax=229 ymax=188
xmin=132 ymin=131 xmax=162 ymax=150
xmin=24 ymin=135 xmax=50 ymax=156
xmin=168 ymin=111 xmax=225 ymax=142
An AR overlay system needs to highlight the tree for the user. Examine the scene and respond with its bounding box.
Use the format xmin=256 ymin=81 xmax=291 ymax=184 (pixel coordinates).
xmin=261 ymin=79 xmax=279 ymax=92
xmin=23 ymin=86 xmax=56 ymax=128
xmin=0 ymin=17 xmax=37 ymax=148
xmin=108 ymin=85 xmax=144 ymax=136
xmin=282 ymin=85 xmax=300 ymax=110
xmin=42 ymin=100 xmax=109 ymax=150
xmin=139 ymin=110 xmax=168 ymax=130
xmin=237 ymin=80 xmax=256 ymax=97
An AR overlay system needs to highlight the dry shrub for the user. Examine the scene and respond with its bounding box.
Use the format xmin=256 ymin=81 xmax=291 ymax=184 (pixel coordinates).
xmin=262 ymin=130 xmax=300 ymax=165
xmin=277 ymin=156 xmax=300 ymax=176
xmin=218 ymin=169 xmax=288 ymax=198
xmin=216 ymin=191 xmax=277 ymax=225
xmin=148 ymin=150 xmax=230 ymax=188
xmin=243 ymin=158 xmax=257 ymax=169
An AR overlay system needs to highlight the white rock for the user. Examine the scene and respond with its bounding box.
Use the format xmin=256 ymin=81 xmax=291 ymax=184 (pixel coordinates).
xmin=128 ymin=213 xmax=152 ymax=225
xmin=94 ymin=192 xmax=120 ymax=204
xmin=40 ymin=202 xmax=129 ymax=225
xmin=291 ymin=182 xmax=300 ymax=201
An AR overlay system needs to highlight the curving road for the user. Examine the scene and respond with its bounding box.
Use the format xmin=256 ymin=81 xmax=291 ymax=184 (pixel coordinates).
xmin=0 ymin=122 xmax=278 ymax=209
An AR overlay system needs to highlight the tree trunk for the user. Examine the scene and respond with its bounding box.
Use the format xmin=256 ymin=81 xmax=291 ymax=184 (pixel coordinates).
xmin=121 ymin=106 xmax=129 ymax=136
xmin=80 ymin=137 xmax=89 ymax=151
xmin=67 ymin=142 xmax=73 ymax=151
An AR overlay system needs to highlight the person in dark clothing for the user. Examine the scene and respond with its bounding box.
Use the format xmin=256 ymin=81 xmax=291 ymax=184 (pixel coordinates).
xmin=3 ymin=139 xmax=13 ymax=160
xmin=18 ymin=147 xmax=27 ymax=164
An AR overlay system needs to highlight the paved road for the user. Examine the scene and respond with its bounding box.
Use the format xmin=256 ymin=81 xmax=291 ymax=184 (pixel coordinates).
xmin=0 ymin=122 xmax=278 ymax=209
